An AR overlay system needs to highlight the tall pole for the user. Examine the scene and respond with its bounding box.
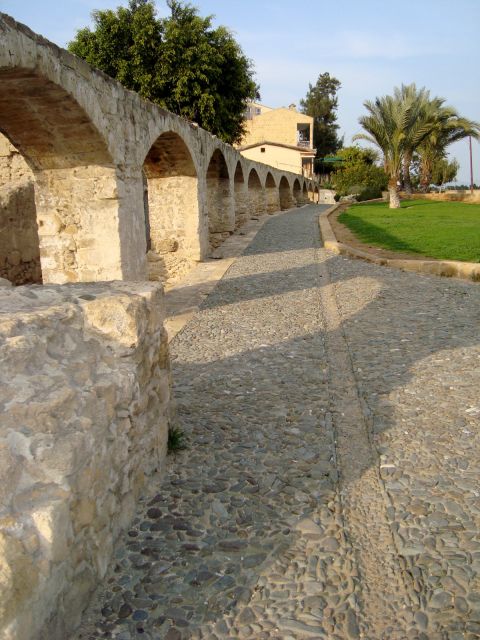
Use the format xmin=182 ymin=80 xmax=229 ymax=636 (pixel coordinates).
xmin=469 ymin=136 xmax=474 ymax=193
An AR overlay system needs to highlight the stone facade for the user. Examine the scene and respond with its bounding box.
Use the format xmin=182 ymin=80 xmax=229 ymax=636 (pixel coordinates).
xmin=0 ymin=13 xmax=319 ymax=286
xmin=240 ymin=103 xmax=313 ymax=149
xmin=238 ymin=103 xmax=316 ymax=177
xmin=0 ymin=282 xmax=171 ymax=640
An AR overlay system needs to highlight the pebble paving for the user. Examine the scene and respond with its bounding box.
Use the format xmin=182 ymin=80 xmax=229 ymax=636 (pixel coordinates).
xmin=76 ymin=205 xmax=480 ymax=639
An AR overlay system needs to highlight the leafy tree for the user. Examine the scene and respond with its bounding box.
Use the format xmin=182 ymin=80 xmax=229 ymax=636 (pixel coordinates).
xmin=68 ymin=0 xmax=258 ymax=144
xmin=431 ymin=157 xmax=459 ymax=186
xmin=300 ymin=73 xmax=343 ymax=173
xmin=332 ymin=146 xmax=387 ymax=201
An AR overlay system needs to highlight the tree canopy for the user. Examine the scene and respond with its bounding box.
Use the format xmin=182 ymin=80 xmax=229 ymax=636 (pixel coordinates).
xmin=300 ymin=72 xmax=343 ymax=173
xmin=68 ymin=0 xmax=258 ymax=144
xmin=331 ymin=146 xmax=387 ymax=201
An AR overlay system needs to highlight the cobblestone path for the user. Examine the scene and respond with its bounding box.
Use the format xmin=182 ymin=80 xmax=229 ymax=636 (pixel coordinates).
xmin=77 ymin=205 xmax=480 ymax=640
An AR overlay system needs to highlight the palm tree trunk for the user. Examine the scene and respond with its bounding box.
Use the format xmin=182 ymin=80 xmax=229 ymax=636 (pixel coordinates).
xmin=420 ymin=173 xmax=431 ymax=192
xmin=420 ymin=159 xmax=432 ymax=192
xmin=388 ymin=179 xmax=401 ymax=208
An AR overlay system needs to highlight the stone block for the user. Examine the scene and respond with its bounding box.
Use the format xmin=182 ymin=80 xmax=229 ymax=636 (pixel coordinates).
xmin=0 ymin=282 xmax=171 ymax=640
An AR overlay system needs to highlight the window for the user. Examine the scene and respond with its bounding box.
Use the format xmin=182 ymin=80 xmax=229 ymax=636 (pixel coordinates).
xmin=260 ymin=147 xmax=266 ymax=153
xmin=255 ymin=107 xmax=261 ymax=115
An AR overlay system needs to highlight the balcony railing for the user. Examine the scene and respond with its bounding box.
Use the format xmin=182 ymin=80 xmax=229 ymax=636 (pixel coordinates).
xmin=297 ymin=140 xmax=312 ymax=148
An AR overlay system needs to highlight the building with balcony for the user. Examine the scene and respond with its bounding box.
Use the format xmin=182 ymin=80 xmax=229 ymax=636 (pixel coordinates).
xmin=237 ymin=101 xmax=316 ymax=178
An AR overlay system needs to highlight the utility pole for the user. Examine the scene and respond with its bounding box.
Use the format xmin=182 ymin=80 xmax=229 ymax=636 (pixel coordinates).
xmin=469 ymin=136 xmax=474 ymax=193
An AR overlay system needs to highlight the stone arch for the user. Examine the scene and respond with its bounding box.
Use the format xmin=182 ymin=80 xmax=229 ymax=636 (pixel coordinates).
xmin=302 ymin=182 xmax=309 ymax=204
xmin=234 ymin=161 xmax=248 ymax=229
xmin=143 ymin=131 xmax=199 ymax=283
xmin=279 ymin=176 xmax=294 ymax=210
xmin=0 ymin=68 xmax=121 ymax=283
xmin=293 ymin=178 xmax=302 ymax=207
xmin=265 ymin=172 xmax=280 ymax=214
xmin=248 ymin=168 xmax=265 ymax=216
xmin=206 ymin=149 xmax=233 ymax=251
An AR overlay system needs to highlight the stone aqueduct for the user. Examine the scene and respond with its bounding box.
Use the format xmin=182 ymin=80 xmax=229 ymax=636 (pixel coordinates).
xmin=0 ymin=13 xmax=320 ymax=289
xmin=0 ymin=13 xmax=324 ymax=640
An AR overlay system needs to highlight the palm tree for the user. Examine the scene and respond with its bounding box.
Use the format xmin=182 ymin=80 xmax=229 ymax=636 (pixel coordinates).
xmin=355 ymin=86 xmax=480 ymax=206
xmin=353 ymin=93 xmax=434 ymax=208
xmin=417 ymin=111 xmax=480 ymax=191
xmin=393 ymin=83 xmax=431 ymax=194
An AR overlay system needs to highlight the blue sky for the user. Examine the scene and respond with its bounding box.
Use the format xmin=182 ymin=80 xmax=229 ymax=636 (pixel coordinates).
xmin=2 ymin=0 xmax=479 ymax=184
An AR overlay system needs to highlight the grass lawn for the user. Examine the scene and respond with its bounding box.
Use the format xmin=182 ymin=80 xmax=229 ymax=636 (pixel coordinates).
xmin=338 ymin=199 xmax=480 ymax=263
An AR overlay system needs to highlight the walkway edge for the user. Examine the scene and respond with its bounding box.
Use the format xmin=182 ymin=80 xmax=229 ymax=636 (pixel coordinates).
xmin=319 ymin=205 xmax=480 ymax=282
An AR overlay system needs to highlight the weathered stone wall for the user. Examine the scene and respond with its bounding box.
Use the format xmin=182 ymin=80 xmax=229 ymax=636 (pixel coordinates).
xmin=265 ymin=173 xmax=280 ymax=213
xmin=0 ymin=282 xmax=171 ymax=640
xmin=279 ymin=177 xmax=295 ymax=210
xmin=206 ymin=151 xmax=234 ymax=251
xmin=0 ymin=134 xmax=32 ymax=184
xmin=0 ymin=181 xmax=41 ymax=284
xmin=405 ymin=190 xmax=480 ymax=204
xmin=247 ymin=170 xmax=266 ymax=216
xmin=293 ymin=181 xmax=302 ymax=206
xmin=233 ymin=163 xmax=249 ymax=229
xmin=144 ymin=132 xmax=200 ymax=283
xmin=0 ymin=135 xmax=41 ymax=284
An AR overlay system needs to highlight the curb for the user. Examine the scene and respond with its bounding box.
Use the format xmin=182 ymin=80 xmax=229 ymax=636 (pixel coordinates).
xmin=319 ymin=205 xmax=480 ymax=283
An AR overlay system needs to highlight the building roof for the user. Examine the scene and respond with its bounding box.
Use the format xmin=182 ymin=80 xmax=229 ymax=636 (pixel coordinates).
xmin=238 ymin=140 xmax=316 ymax=155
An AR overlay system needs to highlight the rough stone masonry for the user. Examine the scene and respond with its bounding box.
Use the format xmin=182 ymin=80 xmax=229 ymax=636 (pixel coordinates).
xmin=0 ymin=282 xmax=171 ymax=640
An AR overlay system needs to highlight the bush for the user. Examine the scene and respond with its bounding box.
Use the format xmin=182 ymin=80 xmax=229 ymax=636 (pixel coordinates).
xmin=331 ymin=146 xmax=387 ymax=199
xmin=357 ymin=186 xmax=384 ymax=201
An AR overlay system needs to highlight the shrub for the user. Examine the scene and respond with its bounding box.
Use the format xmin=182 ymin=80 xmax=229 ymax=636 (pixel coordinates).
xmin=167 ymin=426 xmax=187 ymax=453
xmin=332 ymin=145 xmax=388 ymax=199
xmin=357 ymin=185 xmax=384 ymax=201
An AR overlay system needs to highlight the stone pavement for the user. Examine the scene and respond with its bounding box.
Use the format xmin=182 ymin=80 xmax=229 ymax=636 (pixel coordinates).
xmin=76 ymin=205 xmax=480 ymax=640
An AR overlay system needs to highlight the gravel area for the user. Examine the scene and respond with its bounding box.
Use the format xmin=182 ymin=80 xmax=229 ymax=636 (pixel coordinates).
xmin=76 ymin=205 xmax=480 ymax=639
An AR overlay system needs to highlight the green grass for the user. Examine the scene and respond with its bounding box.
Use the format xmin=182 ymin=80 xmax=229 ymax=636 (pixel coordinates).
xmin=338 ymin=199 xmax=480 ymax=263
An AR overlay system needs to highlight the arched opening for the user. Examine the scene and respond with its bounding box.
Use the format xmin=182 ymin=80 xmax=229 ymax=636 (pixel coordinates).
xmin=0 ymin=133 xmax=41 ymax=285
xmin=293 ymin=179 xmax=302 ymax=207
xmin=248 ymin=169 xmax=265 ymax=216
xmin=143 ymin=131 xmax=199 ymax=282
xmin=265 ymin=173 xmax=280 ymax=213
xmin=0 ymin=68 xmax=120 ymax=284
xmin=279 ymin=176 xmax=294 ymax=210
xmin=302 ymin=182 xmax=309 ymax=204
xmin=206 ymin=150 xmax=232 ymax=251
xmin=234 ymin=161 xmax=248 ymax=229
